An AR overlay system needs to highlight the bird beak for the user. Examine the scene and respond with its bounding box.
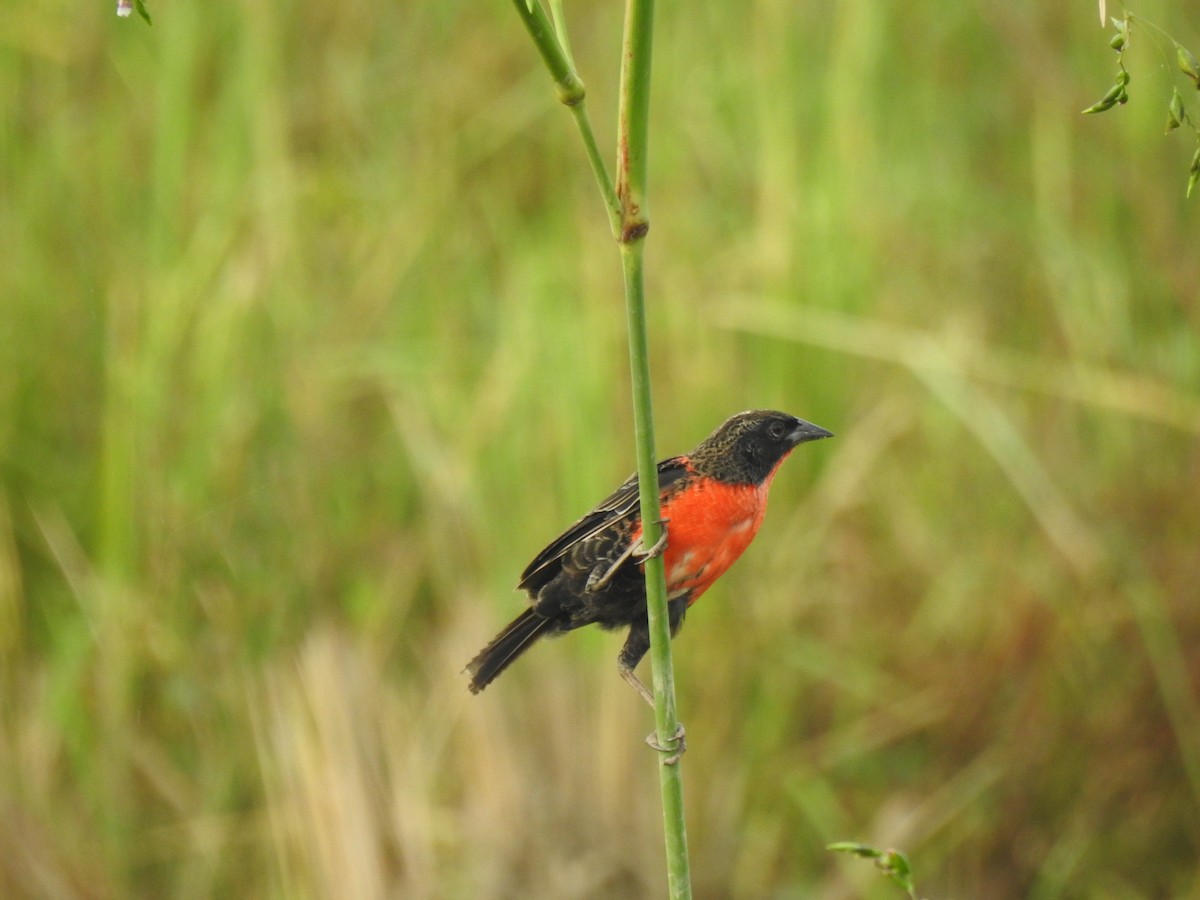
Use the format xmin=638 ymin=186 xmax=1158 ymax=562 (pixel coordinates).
xmin=788 ymin=419 xmax=834 ymax=445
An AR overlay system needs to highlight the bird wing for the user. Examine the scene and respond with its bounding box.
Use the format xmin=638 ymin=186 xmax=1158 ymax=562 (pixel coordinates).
xmin=517 ymin=456 xmax=692 ymax=593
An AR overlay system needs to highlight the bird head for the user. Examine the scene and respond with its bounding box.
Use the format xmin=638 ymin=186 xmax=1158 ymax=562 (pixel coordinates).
xmin=688 ymin=410 xmax=833 ymax=484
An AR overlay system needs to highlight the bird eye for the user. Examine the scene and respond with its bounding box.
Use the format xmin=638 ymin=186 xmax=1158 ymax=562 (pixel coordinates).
xmin=767 ymin=421 xmax=786 ymax=440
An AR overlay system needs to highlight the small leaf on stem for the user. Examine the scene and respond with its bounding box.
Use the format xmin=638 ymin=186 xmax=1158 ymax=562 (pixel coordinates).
xmin=1179 ymin=45 xmax=1200 ymax=86
xmin=1167 ymin=88 xmax=1185 ymax=132
xmin=828 ymin=842 xmax=920 ymax=899
xmin=877 ymin=848 xmax=916 ymax=893
xmin=1111 ymin=16 xmax=1130 ymax=49
xmin=827 ymin=842 xmax=882 ymax=859
xmin=1083 ymin=82 xmax=1126 ymax=114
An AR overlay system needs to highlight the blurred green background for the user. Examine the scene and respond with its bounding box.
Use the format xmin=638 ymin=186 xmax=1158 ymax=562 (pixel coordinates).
xmin=2 ymin=0 xmax=1199 ymax=897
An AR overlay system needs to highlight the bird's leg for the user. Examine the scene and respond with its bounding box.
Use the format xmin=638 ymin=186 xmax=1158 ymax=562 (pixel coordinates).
xmin=617 ymin=628 xmax=655 ymax=707
xmin=619 ymin=658 xmax=687 ymax=762
xmin=617 ymin=592 xmax=686 ymax=763
xmin=586 ymin=519 xmax=669 ymax=594
xmin=645 ymin=722 xmax=687 ymax=765
xmin=618 ymin=661 xmax=657 ymax=708
xmin=619 ymin=667 xmax=686 ymax=763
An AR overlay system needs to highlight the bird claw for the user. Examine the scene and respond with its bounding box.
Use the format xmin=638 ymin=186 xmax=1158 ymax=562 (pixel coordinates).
xmin=633 ymin=519 xmax=669 ymax=562
xmin=645 ymin=722 xmax=686 ymax=765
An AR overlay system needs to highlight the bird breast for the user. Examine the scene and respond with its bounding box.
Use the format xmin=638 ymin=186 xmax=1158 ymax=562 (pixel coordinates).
xmin=638 ymin=478 xmax=770 ymax=604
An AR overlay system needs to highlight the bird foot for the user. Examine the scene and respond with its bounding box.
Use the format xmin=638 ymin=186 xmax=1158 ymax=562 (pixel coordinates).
xmin=645 ymin=722 xmax=687 ymax=765
xmin=633 ymin=519 xmax=669 ymax=562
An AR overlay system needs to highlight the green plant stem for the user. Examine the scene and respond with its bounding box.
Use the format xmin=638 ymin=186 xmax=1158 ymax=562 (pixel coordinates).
xmin=621 ymin=241 xmax=691 ymax=900
xmin=509 ymin=0 xmax=692 ymax=892
xmin=570 ymin=104 xmax=621 ymax=237
xmin=546 ymin=0 xmax=576 ymax=68
xmin=507 ymin=0 xmax=622 ymax=235
xmin=616 ymin=0 xmax=691 ymax=896
xmin=615 ymin=0 xmax=653 ymax=243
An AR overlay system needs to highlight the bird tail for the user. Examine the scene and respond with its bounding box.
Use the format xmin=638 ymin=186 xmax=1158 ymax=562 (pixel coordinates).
xmin=465 ymin=608 xmax=553 ymax=694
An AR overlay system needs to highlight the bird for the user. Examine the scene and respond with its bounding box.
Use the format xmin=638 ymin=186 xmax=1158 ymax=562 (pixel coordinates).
xmin=465 ymin=409 xmax=833 ymax=705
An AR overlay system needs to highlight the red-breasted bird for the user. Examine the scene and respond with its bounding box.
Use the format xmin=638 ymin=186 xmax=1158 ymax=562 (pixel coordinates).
xmin=465 ymin=409 xmax=833 ymax=703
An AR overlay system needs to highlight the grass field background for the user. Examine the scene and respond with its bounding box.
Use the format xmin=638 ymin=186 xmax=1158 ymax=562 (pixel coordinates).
xmin=3 ymin=0 xmax=1199 ymax=897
